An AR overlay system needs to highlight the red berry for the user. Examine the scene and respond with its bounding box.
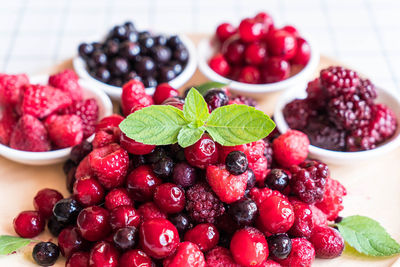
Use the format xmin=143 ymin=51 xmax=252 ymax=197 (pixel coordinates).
xmin=216 ymin=23 xmax=236 ymax=42
xmin=153 ymin=83 xmax=179 ymax=104
xmin=77 ymin=206 xmax=111 ymax=241
xmin=230 ymin=227 xmax=269 ymax=267
xmin=119 ymin=249 xmax=153 ymax=267
xmin=63 ymin=98 xmax=99 ymax=138
xmin=88 ymin=143 xmax=129 ymax=189
xmin=121 ymin=80 xmax=153 ymax=116
xmin=272 ymin=130 xmax=309 ymax=167
xmin=184 ymin=223 xmax=219 ymax=252
xmin=75 ymin=155 xmax=94 ymax=180
xmin=139 ymin=218 xmax=179 ymax=259
xmin=46 ymin=114 xmax=83 ymax=149
xmin=126 ymin=165 xmax=162 ymax=202
xmin=239 ymin=18 xmax=264 ymax=42
xmin=261 ymin=57 xmax=290 ymax=83
xmin=95 ymin=114 xmax=124 ymax=133
xmin=315 ymin=178 xmax=346 ymax=221
xmin=268 ymin=30 xmax=297 ymax=60
xmin=244 ymin=42 xmax=267 ymax=65
xmin=13 ymin=210 xmax=44 ymax=238
xmin=154 ymin=183 xmax=185 ymax=214
xmin=184 ymin=134 xmax=219 ymax=169
xmin=0 ymin=73 xmax=29 ymax=106
xmin=109 ymin=205 xmax=140 ymax=230
xmin=205 ymin=246 xmax=240 ymax=267
xmin=259 ymin=259 xmax=282 ymax=267
xmin=73 ymin=177 xmax=105 ymax=207
xmin=120 ymin=132 xmax=155 ymax=155
xmin=249 ymin=187 xmax=284 ymax=206
xmin=237 ymin=66 xmax=261 ymax=84
xmin=105 ymin=188 xmax=133 ymax=210
xmin=275 ymin=238 xmax=315 ymax=267
xmin=288 ymin=200 xmax=314 ymax=238
xmin=58 ymin=226 xmax=86 ymax=258
xmin=310 ymin=205 xmax=328 ymax=227
xmin=254 ymin=12 xmax=274 ymax=32
xmin=223 ymin=40 xmax=245 ymax=64
xmin=163 ymin=242 xmax=205 ymax=267
xmin=258 ymin=195 xmax=295 ymax=234
xmin=209 ymin=54 xmax=231 ymax=77
xmin=0 ymin=106 xmax=17 ymax=145
xmin=309 ymin=226 xmax=344 ymax=259
xmin=33 ymin=188 xmax=63 ymax=219
xmin=89 ymin=241 xmax=119 ymax=267
xmin=137 ymin=202 xmax=167 ymax=221
xmin=66 ymin=251 xmax=90 ymax=267
xmin=291 ymin=38 xmax=311 ymax=66
xmin=282 ymin=25 xmax=299 ymax=37
xmin=92 ymin=130 xmax=118 ymax=149
xmin=49 ymin=69 xmax=83 ymax=102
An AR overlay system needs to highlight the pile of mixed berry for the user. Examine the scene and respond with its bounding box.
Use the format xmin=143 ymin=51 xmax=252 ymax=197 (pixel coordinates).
xmin=12 ymin=80 xmax=347 ymax=267
xmin=0 ymin=70 xmax=99 ymax=151
xmin=209 ymin=12 xmax=311 ymax=84
xmin=283 ymin=66 xmax=398 ymax=151
xmin=78 ymin=21 xmax=189 ymax=88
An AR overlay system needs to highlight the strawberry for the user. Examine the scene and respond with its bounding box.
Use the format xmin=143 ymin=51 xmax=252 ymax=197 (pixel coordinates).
xmin=46 ymin=114 xmax=83 ymax=149
xmin=9 ymin=114 xmax=50 ymax=152
xmin=163 ymin=242 xmax=205 ymax=267
xmin=0 ymin=73 xmax=29 ymax=106
xmin=0 ymin=106 xmax=17 ymax=145
xmin=206 ymin=164 xmax=248 ymax=204
xmin=121 ymin=80 xmax=153 ymax=116
xmin=315 ymin=178 xmax=346 ymax=221
xmin=21 ymin=84 xmax=72 ymax=119
xmin=272 ymin=130 xmax=309 ymax=167
xmin=48 ymin=69 xmax=83 ymax=101
xmin=63 ymin=98 xmax=99 ymax=138
xmin=205 ymin=246 xmax=240 ymax=267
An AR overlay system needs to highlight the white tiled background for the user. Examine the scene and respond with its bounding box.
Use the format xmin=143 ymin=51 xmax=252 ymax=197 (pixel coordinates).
xmin=0 ymin=0 xmax=399 ymax=93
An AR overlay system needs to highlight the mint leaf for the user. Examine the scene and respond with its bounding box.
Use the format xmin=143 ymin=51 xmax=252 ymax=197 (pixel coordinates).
xmin=196 ymin=81 xmax=228 ymax=95
xmin=119 ymin=105 xmax=188 ymax=145
xmin=0 ymin=235 xmax=33 ymax=255
xmin=338 ymin=215 xmax=400 ymax=257
xmin=205 ymin=104 xmax=275 ymax=146
xmin=183 ymin=88 xmax=209 ymax=124
xmin=178 ymin=126 xmax=205 ymax=148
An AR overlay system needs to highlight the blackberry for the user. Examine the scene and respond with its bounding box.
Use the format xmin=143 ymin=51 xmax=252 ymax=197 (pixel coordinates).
xmin=230 ymin=95 xmax=257 ymax=107
xmin=185 ymin=183 xmax=225 ymax=224
xmin=320 ymin=66 xmax=360 ymax=98
xmin=357 ymin=78 xmax=377 ymax=104
xmin=283 ymin=99 xmax=315 ymax=130
xmin=289 ymin=160 xmax=328 ymax=204
xmin=346 ymin=127 xmax=376 ymax=151
xmin=263 ymin=141 xmax=273 ymax=168
xmin=305 ymin=78 xmax=327 ymax=110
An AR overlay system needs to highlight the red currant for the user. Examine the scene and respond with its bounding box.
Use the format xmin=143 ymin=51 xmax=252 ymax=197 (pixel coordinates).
xmin=216 ymin=23 xmax=236 ymax=42
xmin=261 ymin=57 xmax=290 ymax=83
xmin=209 ymin=54 xmax=230 ymax=77
xmin=238 ymin=18 xmax=263 ymax=42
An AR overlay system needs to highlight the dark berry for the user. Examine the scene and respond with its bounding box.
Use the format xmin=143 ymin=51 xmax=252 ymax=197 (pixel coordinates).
xmin=151 ymin=45 xmax=172 ymax=63
xmin=245 ymin=168 xmax=256 ymax=192
xmin=119 ymin=41 xmax=141 ymax=60
xmin=173 ymin=47 xmax=189 ymax=63
xmin=47 ymin=215 xmax=67 ymax=237
xmin=32 ymin=242 xmax=60 ymax=266
xmin=283 ymin=99 xmax=315 ymax=130
xmin=63 ymin=159 xmax=76 ymax=175
xmin=204 ymin=89 xmax=229 ymax=112
xmin=124 ymin=21 xmax=136 ymax=31
xmin=145 ymin=147 xmax=167 ymax=164
xmin=142 ymin=76 xmax=157 ymax=88
xmin=91 ymin=51 xmax=107 ymax=66
xmin=169 ymin=61 xmax=183 ymax=75
xmin=167 ymin=35 xmax=182 ymax=48
xmin=169 ymin=213 xmax=192 ymax=236
xmin=265 ymin=169 xmax=289 ymax=192
xmin=152 ymin=156 xmax=174 ymax=178
xmin=109 ymin=57 xmax=129 ymax=76
xmin=110 ymin=25 xmax=127 ymax=40
xmin=52 ymin=198 xmax=82 ymax=224
xmin=135 ymin=56 xmax=155 ymax=76
xmin=154 ymin=35 xmax=167 ymax=46
xmin=113 ymin=226 xmax=138 ymax=251
xmin=70 ymin=141 xmax=92 ymax=164
xmin=228 ymin=198 xmax=257 ymax=226
xmin=104 ymin=39 xmax=119 ymax=56
xmin=158 ymin=66 xmax=176 ymax=82
xmin=267 ymin=233 xmax=292 ymax=259
xmin=139 ymin=36 xmax=155 ymax=50
xmin=58 ymin=226 xmax=86 ymax=258
xmin=225 ymin=151 xmax=248 ymax=175
xmin=93 ymin=67 xmax=111 ymax=82
xmin=66 ymin=167 xmax=76 ymax=194
xmin=320 ymin=66 xmax=360 ymax=98
xmin=172 ymin=162 xmax=197 ymax=188
xmin=78 ymin=43 xmax=94 ymax=58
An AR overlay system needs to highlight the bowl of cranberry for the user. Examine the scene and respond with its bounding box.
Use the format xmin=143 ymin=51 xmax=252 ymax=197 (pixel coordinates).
xmin=0 ymin=71 xmax=113 ymax=165
xmin=73 ymin=21 xmax=197 ymax=100
xmin=274 ymin=66 xmax=400 ymax=164
xmin=198 ymin=12 xmax=319 ymax=95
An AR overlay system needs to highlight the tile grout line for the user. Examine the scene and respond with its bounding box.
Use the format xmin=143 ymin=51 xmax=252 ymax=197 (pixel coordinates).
xmin=52 ymin=0 xmax=71 ymax=65
xmin=319 ymin=0 xmax=339 ymax=58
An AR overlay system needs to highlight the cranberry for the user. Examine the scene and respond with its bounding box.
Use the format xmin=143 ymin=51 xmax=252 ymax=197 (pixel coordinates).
xmin=139 ymin=218 xmax=179 ymax=259
xmin=32 ymin=242 xmax=60 ymax=267
xmin=154 ymin=183 xmax=185 ymax=214
xmin=66 ymin=251 xmax=90 ymax=267
xmin=77 ymin=206 xmax=111 ymax=241
xmin=120 ymin=249 xmax=153 ymax=267
xmin=216 ymin=23 xmax=236 ymax=42
xmin=238 ymin=18 xmax=263 ymax=42
xmin=184 ymin=134 xmax=219 ymax=169
xmin=89 ymin=241 xmax=119 ymax=267
xmin=291 ymin=37 xmax=311 ymax=66
xmin=163 ymin=242 xmax=205 ymax=267
xmin=261 ymin=57 xmax=290 ymax=83
xmin=113 ymin=226 xmax=138 ymax=251
xmin=258 ymin=195 xmax=295 ymax=234
xmin=238 ymin=66 xmax=261 ymax=84
xmin=282 ymin=25 xmax=299 ymax=37
xmin=58 ymin=226 xmax=86 ymax=258
xmin=153 ymin=83 xmax=179 ymax=104
xmin=204 ymin=89 xmax=229 ymax=112
xmin=138 ymin=202 xmax=167 ymax=221
xmin=268 ymin=30 xmax=297 ymax=60
xmin=209 ymin=54 xmax=230 ymax=77
xmin=105 ymin=188 xmax=133 ymax=210
xmin=73 ymin=177 xmax=105 ymax=207
xmin=109 ymin=205 xmax=140 ymax=230
xmin=172 ymin=162 xmax=197 ymax=188
xmin=126 ymin=165 xmax=162 ymax=201
xmin=33 ymin=188 xmax=63 ymax=219
xmin=230 ymin=227 xmax=269 ymax=267
xmin=184 ymin=223 xmax=219 ymax=252
xmin=244 ymin=42 xmax=267 ymax=65
xmin=120 ymin=132 xmax=155 ymax=155
xmin=254 ymin=12 xmax=274 ymax=32
xmin=223 ymin=39 xmax=245 ymax=64
xmin=13 ymin=210 xmax=44 ymax=238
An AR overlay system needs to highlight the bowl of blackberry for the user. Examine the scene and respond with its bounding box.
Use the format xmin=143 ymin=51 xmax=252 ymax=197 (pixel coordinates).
xmin=73 ymin=21 xmax=197 ymax=100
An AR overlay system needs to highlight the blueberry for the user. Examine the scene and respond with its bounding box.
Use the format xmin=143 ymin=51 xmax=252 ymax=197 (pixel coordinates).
xmin=169 ymin=213 xmax=192 ymax=236
xmin=246 ymin=168 xmax=256 ymax=192
xmin=265 ymin=169 xmax=289 ymax=192
xmin=168 ymin=144 xmax=186 ymax=162
xmin=173 ymin=48 xmax=189 ymax=63
xmin=158 ymin=66 xmax=176 ymax=82
xmin=151 ymin=45 xmax=172 ymax=63
xmin=228 ymin=198 xmax=257 ymax=226
xmin=119 ymin=41 xmax=141 ymax=60
xmin=93 ymin=67 xmax=111 ymax=82
xmin=204 ymin=89 xmax=229 ymax=111
xmin=154 ymin=35 xmax=167 ymax=46
xmin=109 ymin=57 xmax=129 ymax=76
xmin=32 ymin=242 xmax=60 ymax=266
xmin=113 ymin=226 xmax=137 ymax=251
xmin=47 ymin=215 xmax=67 ymax=237
xmin=267 ymin=233 xmax=292 ymax=259
xmin=169 ymin=61 xmax=183 ymax=75
xmin=225 ymin=151 xmax=248 ymax=175
xmin=172 ymin=162 xmax=197 ymax=188
xmin=139 ymin=36 xmax=155 ymax=50
xmin=124 ymin=21 xmax=136 ymax=32
xmin=145 ymin=147 xmax=167 ymax=164
xmin=53 ymin=198 xmax=81 ymax=224
xmin=134 ymin=56 xmax=155 ymax=76
xmin=152 ymin=156 xmax=174 ymax=178
xmin=110 ymin=25 xmax=127 ymax=40
xmin=91 ymin=51 xmax=107 ymax=66
xmin=142 ymin=76 xmax=157 ymax=87
xmin=124 ymin=70 xmax=139 ymax=81
xmin=109 ymin=77 xmax=123 ymax=87
xmin=167 ymin=35 xmax=182 ymax=49
xmin=104 ymin=39 xmax=119 ymax=56
xmin=78 ymin=43 xmax=93 ymax=58
xmin=126 ymin=31 xmax=139 ymax=42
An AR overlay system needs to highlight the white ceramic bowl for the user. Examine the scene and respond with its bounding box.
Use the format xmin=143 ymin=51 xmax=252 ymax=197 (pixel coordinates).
xmin=0 ymin=75 xmax=113 ymax=165
xmin=274 ymin=84 xmax=400 ymax=165
xmin=197 ymin=35 xmax=319 ymax=95
xmin=73 ymin=34 xmax=197 ymax=100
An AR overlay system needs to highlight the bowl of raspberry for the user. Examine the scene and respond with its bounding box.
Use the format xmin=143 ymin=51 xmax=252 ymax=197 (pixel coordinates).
xmin=73 ymin=21 xmax=197 ymax=100
xmin=0 ymin=71 xmax=113 ymax=165
xmin=274 ymin=66 xmax=400 ymax=164
xmin=198 ymin=12 xmax=319 ymax=95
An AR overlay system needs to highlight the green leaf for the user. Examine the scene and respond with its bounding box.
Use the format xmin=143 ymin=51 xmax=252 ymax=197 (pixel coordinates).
xmin=119 ymin=105 xmax=188 ymax=145
xmin=205 ymin=104 xmax=275 ymax=146
xmin=0 ymin=235 xmax=33 ymax=255
xmin=183 ymin=88 xmax=209 ymax=124
xmin=177 ymin=126 xmax=205 ymax=148
xmin=338 ymin=215 xmax=400 ymax=257
xmin=196 ymin=81 xmax=228 ymax=95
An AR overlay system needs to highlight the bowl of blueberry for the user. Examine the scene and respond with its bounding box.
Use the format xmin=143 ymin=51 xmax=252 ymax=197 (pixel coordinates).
xmin=274 ymin=66 xmax=400 ymax=164
xmin=73 ymin=21 xmax=197 ymax=100
xmin=198 ymin=12 xmax=319 ymax=95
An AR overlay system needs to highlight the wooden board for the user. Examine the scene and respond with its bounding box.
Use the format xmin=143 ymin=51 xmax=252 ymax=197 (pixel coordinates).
xmin=0 ymin=35 xmax=399 ymax=266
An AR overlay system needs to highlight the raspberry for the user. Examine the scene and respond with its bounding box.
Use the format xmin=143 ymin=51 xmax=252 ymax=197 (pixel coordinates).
xmin=282 ymin=99 xmax=315 ymax=130
xmin=288 ymin=200 xmax=314 ymax=238
xmin=275 ymin=238 xmax=315 ymax=267
xmin=357 ymin=78 xmax=377 ymax=104
xmin=0 ymin=106 xmax=17 ymax=145
xmin=184 ymin=223 xmax=219 ymax=252
xmin=310 ymin=205 xmax=328 ymax=227
xmin=163 ymin=241 xmax=205 ymax=267
xmin=0 ymin=73 xmax=29 ymax=106
xmin=185 ymin=183 xmax=225 ymax=224
xmin=315 ymin=178 xmax=346 ymax=221
xmin=138 ymin=202 xmax=167 ymax=221
xmin=63 ymin=98 xmax=99 ymax=138
xmin=205 ymin=246 xmax=240 ymax=267
xmin=75 ymin=155 xmax=94 ymax=180
xmin=229 ymin=94 xmax=257 ymax=107
xmin=48 ymin=69 xmax=83 ymax=101
xmin=289 ymin=160 xmax=328 ymax=204
xmin=320 ymin=66 xmax=360 ymax=98
xmin=259 ymin=260 xmax=282 ymax=267
xmin=309 ymin=226 xmax=344 ymax=259
xmin=272 ymin=130 xmax=309 ymax=168
xmin=121 ymin=80 xmax=153 ymax=116
xmin=46 ymin=114 xmax=83 ymax=149
xmin=10 ymin=114 xmax=51 ymax=152
xmin=258 ymin=195 xmax=295 ymax=234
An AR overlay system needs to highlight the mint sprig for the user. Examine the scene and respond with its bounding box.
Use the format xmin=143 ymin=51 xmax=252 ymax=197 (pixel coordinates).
xmin=0 ymin=235 xmax=35 ymax=255
xmin=337 ymin=215 xmax=400 ymax=257
xmin=119 ymin=88 xmax=275 ymax=148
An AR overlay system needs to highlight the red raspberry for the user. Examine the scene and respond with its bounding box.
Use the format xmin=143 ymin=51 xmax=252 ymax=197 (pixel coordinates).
xmin=209 ymin=54 xmax=231 ymax=77
xmin=58 ymin=226 xmax=86 ymax=258
xmin=13 ymin=210 xmax=44 ymax=238
xmin=184 ymin=223 xmax=219 ymax=252
xmin=63 ymin=98 xmax=99 ymax=138
xmin=164 ymin=241 xmax=205 ymax=267
xmin=249 ymin=187 xmax=285 ymax=206
xmin=216 ymin=23 xmax=236 ymax=42
xmin=0 ymin=73 xmax=29 ymax=106
xmin=245 ymin=42 xmax=267 ymax=65
xmin=309 ymin=226 xmax=344 ymax=259
xmin=46 ymin=114 xmax=83 ymax=149
xmin=154 ymin=183 xmax=185 ymax=214
xmin=272 ymin=130 xmax=309 ymax=167
xmin=89 ymin=241 xmax=119 ymax=267
xmin=73 ymin=177 xmax=105 ymax=207
xmin=120 ymin=132 xmax=155 ymax=155
xmin=121 ymin=80 xmax=153 ymax=116
xmin=310 ymin=205 xmax=328 ymax=227
xmin=33 ymin=188 xmax=63 ymax=219
xmin=109 ymin=205 xmax=140 ymax=230
xmin=105 ymin=188 xmax=133 ymax=210
xmin=268 ymin=30 xmax=297 ymax=60
xmin=291 ymin=37 xmax=311 ymax=66
xmin=0 ymin=106 xmax=17 ymax=145
xmin=261 ymin=57 xmax=290 ymax=83
xmin=119 ymin=249 xmax=153 ymax=267
xmin=259 ymin=260 xmax=282 ymax=267
xmin=254 ymin=12 xmax=274 ymax=32
xmin=230 ymin=227 xmax=269 ymax=267
xmin=21 ymin=84 xmax=72 ymax=119
xmin=239 ymin=18 xmax=264 ymax=42
xmin=288 ymin=200 xmax=314 ymax=238
xmin=315 ymin=178 xmax=346 ymax=221
xmin=206 ymin=164 xmax=248 ymax=204
xmin=184 ymin=134 xmax=219 ymax=169
xmin=92 ymin=130 xmax=118 ymax=149
xmin=126 ymin=165 xmax=162 ymax=202
xmin=66 ymin=251 xmax=89 ymax=267
xmin=88 ymin=143 xmax=129 ymax=189
xmin=9 ymin=114 xmax=51 ymax=152
xmin=153 ymin=83 xmax=179 ymax=104
xmin=258 ymin=195 xmax=294 ymax=234
xmin=275 ymin=238 xmax=315 ymax=267
xmin=49 ymin=69 xmax=83 ymax=101
xmin=238 ymin=66 xmax=261 ymax=84
xmin=137 ymin=202 xmax=167 ymax=221
xmin=205 ymin=246 xmax=240 ymax=267
xmin=77 ymin=206 xmax=111 ymax=241
xmin=95 ymin=114 xmax=124 ymax=133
